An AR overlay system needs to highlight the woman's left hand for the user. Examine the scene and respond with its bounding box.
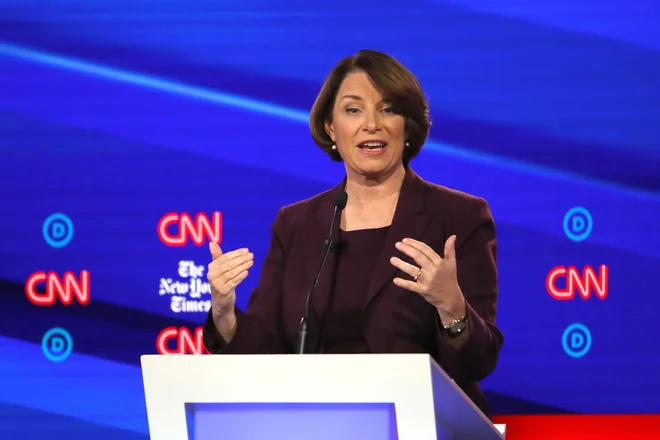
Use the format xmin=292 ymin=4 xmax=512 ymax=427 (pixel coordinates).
xmin=390 ymin=235 xmax=465 ymax=317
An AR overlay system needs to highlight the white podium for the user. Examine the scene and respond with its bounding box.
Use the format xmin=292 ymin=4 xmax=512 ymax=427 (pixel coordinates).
xmin=141 ymin=353 xmax=506 ymax=440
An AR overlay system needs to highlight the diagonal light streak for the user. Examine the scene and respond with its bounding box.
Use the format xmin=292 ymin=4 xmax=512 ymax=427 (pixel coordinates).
xmin=0 ymin=40 xmax=658 ymax=200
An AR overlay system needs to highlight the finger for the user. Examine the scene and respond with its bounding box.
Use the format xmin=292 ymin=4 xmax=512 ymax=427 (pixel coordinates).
xmin=209 ymin=242 xmax=223 ymax=260
xmin=220 ymin=258 xmax=254 ymax=283
xmin=395 ymin=241 xmax=434 ymax=268
xmin=401 ymin=238 xmax=442 ymax=264
xmin=393 ymin=277 xmax=423 ymax=294
xmin=214 ymin=253 xmax=254 ymax=278
xmin=212 ymin=248 xmax=251 ymax=266
xmin=444 ymin=235 xmax=457 ymax=261
xmin=390 ymin=256 xmax=420 ymax=279
xmin=228 ymin=269 xmax=250 ymax=288
xmin=208 ymin=252 xmax=253 ymax=282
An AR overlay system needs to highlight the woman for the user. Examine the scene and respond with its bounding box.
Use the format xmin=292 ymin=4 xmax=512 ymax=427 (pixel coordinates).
xmin=203 ymin=49 xmax=503 ymax=418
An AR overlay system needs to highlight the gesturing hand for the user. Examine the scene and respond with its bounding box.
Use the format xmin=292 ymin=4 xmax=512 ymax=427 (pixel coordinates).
xmin=207 ymin=242 xmax=254 ymax=316
xmin=389 ymin=235 xmax=464 ymax=315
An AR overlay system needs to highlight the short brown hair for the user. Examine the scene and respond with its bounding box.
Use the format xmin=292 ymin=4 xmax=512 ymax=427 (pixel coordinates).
xmin=309 ymin=49 xmax=431 ymax=166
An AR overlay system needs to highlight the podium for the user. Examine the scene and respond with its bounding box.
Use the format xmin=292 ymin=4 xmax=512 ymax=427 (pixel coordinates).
xmin=141 ymin=353 xmax=506 ymax=440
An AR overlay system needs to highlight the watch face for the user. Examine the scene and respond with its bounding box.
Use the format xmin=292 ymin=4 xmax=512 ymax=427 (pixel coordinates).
xmin=450 ymin=319 xmax=467 ymax=334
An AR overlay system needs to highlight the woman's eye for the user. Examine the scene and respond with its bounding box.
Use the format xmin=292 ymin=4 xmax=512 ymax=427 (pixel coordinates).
xmin=346 ymin=107 xmax=360 ymax=114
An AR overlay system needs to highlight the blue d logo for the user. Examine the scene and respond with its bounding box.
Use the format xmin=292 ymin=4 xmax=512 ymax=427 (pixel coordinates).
xmin=42 ymin=327 xmax=73 ymax=362
xmin=563 ymin=207 xmax=592 ymax=242
xmin=562 ymin=323 xmax=592 ymax=358
xmin=43 ymin=213 xmax=74 ymax=248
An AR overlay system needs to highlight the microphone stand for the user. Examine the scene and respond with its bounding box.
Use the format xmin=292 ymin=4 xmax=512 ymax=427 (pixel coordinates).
xmin=294 ymin=196 xmax=345 ymax=354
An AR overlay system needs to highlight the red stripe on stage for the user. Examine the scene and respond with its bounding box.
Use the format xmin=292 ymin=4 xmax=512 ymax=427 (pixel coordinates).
xmin=492 ymin=414 xmax=660 ymax=439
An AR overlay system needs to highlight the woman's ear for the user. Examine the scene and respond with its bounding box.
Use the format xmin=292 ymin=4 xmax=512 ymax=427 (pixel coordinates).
xmin=324 ymin=120 xmax=336 ymax=142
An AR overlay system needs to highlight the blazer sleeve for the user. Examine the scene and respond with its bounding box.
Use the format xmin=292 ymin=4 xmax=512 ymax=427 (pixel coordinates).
xmin=434 ymin=196 xmax=503 ymax=383
xmin=203 ymin=207 xmax=290 ymax=354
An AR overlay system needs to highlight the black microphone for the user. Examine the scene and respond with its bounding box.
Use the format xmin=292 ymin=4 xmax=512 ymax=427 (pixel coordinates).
xmin=294 ymin=190 xmax=348 ymax=354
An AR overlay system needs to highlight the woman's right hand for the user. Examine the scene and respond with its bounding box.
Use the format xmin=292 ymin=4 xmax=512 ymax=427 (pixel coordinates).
xmin=207 ymin=242 xmax=254 ymax=318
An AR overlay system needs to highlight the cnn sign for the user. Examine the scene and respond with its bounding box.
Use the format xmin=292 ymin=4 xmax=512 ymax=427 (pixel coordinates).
xmin=158 ymin=212 xmax=222 ymax=247
xmin=156 ymin=326 xmax=209 ymax=355
xmin=546 ymin=265 xmax=608 ymax=300
xmin=25 ymin=271 xmax=90 ymax=306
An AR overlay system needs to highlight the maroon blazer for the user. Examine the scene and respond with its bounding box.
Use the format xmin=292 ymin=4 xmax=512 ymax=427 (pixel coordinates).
xmin=203 ymin=168 xmax=503 ymax=418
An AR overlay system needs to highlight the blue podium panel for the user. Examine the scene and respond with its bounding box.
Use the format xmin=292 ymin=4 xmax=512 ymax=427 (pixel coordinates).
xmin=185 ymin=403 xmax=399 ymax=440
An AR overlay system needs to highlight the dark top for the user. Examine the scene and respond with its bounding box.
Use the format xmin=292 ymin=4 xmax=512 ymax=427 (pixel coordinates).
xmin=321 ymin=226 xmax=390 ymax=354
xmin=202 ymin=168 xmax=503 ymax=419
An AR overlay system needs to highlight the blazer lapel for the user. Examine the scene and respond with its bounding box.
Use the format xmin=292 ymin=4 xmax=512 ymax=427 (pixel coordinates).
xmin=364 ymin=168 xmax=432 ymax=310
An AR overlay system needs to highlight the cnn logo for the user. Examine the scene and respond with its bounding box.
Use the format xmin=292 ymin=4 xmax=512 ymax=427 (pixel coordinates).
xmin=25 ymin=271 xmax=90 ymax=306
xmin=156 ymin=326 xmax=209 ymax=354
xmin=546 ymin=265 xmax=608 ymax=300
xmin=158 ymin=212 xmax=222 ymax=247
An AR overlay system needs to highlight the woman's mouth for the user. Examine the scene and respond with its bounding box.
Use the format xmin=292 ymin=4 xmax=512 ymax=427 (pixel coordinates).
xmin=357 ymin=140 xmax=388 ymax=155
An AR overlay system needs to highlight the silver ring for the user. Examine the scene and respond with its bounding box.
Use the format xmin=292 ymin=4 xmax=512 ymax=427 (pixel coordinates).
xmin=413 ymin=269 xmax=422 ymax=282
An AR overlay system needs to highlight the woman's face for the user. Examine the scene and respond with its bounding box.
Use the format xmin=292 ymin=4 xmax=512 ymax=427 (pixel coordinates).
xmin=325 ymin=71 xmax=406 ymax=180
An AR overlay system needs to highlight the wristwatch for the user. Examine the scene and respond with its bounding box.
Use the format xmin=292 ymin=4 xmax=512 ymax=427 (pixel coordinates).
xmin=443 ymin=313 xmax=468 ymax=338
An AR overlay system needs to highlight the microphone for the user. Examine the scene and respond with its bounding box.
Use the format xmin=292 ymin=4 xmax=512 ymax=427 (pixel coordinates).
xmin=294 ymin=190 xmax=348 ymax=354
xmin=329 ymin=240 xmax=344 ymax=252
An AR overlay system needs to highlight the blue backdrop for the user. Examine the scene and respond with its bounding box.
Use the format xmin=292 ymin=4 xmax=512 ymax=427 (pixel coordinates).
xmin=1 ymin=1 xmax=659 ymax=438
